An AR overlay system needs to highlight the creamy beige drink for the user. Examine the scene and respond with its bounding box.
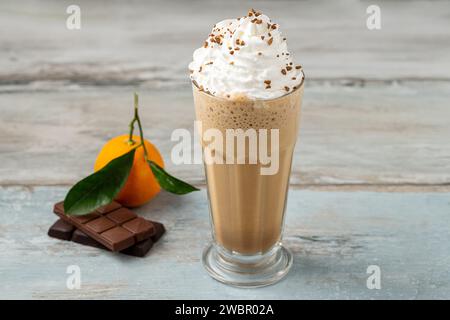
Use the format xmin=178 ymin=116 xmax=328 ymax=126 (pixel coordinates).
xmin=189 ymin=9 xmax=304 ymax=286
xmin=193 ymin=86 xmax=303 ymax=254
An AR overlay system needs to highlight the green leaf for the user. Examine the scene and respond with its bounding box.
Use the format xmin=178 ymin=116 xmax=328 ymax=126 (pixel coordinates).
xmin=148 ymin=160 xmax=199 ymax=195
xmin=63 ymin=148 xmax=136 ymax=215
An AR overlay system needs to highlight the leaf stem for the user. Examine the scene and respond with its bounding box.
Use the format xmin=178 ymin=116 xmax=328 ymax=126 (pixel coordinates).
xmin=133 ymin=93 xmax=149 ymax=161
xmin=128 ymin=119 xmax=137 ymax=145
xmin=128 ymin=93 xmax=139 ymax=145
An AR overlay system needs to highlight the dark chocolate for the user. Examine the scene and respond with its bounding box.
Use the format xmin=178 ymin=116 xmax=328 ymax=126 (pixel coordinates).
xmin=151 ymin=222 xmax=166 ymax=242
xmin=53 ymin=201 xmax=156 ymax=251
xmin=48 ymin=219 xmax=159 ymax=257
xmin=121 ymin=237 xmax=154 ymax=257
xmin=47 ymin=219 xmax=75 ymax=241
xmin=123 ymin=217 xmax=155 ymax=242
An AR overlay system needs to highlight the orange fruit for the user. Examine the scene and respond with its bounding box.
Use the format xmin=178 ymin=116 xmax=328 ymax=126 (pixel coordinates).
xmin=94 ymin=134 xmax=164 ymax=207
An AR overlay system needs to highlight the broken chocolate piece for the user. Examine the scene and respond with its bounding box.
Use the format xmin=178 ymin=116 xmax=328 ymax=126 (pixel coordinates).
xmin=47 ymin=219 xmax=75 ymax=241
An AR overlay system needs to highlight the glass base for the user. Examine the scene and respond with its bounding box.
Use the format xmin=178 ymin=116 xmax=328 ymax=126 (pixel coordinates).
xmin=202 ymin=243 xmax=293 ymax=288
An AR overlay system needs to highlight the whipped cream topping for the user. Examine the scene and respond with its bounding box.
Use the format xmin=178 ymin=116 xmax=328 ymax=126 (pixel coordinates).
xmin=189 ymin=9 xmax=304 ymax=100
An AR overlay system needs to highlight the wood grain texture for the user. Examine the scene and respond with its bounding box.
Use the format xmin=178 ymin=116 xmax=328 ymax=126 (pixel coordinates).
xmin=0 ymin=0 xmax=449 ymax=87
xmin=1 ymin=186 xmax=449 ymax=299
xmin=1 ymin=0 xmax=449 ymax=300
xmin=1 ymin=82 xmax=449 ymax=186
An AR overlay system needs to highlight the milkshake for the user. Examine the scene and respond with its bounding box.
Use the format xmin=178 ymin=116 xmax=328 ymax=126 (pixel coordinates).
xmin=189 ymin=9 xmax=304 ymax=287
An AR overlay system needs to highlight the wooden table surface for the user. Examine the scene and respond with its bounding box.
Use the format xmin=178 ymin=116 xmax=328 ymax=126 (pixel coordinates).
xmin=1 ymin=0 xmax=450 ymax=299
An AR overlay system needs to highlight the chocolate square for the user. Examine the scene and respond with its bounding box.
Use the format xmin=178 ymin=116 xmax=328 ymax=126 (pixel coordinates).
xmin=96 ymin=201 xmax=122 ymax=214
xmin=101 ymin=226 xmax=135 ymax=251
xmin=106 ymin=207 xmax=136 ymax=224
xmin=71 ymin=212 xmax=100 ymax=224
xmin=123 ymin=217 xmax=155 ymax=242
xmin=53 ymin=201 xmax=65 ymax=214
xmin=85 ymin=216 xmax=116 ymax=233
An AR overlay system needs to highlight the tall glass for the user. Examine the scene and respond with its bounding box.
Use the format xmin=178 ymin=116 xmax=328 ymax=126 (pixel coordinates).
xmin=193 ymin=79 xmax=304 ymax=287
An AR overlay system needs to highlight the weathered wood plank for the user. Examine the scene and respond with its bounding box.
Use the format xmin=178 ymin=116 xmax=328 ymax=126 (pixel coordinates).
xmin=1 ymin=0 xmax=448 ymax=301
xmin=0 ymin=186 xmax=449 ymax=299
xmin=0 ymin=0 xmax=449 ymax=85
xmin=1 ymin=82 xmax=449 ymax=186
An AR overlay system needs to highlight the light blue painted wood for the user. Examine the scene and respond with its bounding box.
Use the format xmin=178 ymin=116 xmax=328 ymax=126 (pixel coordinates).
xmin=1 ymin=0 xmax=449 ymax=301
xmin=0 ymin=186 xmax=449 ymax=299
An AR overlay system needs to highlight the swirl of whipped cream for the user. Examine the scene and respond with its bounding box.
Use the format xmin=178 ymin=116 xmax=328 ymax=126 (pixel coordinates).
xmin=189 ymin=9 xmax=304 ymax=100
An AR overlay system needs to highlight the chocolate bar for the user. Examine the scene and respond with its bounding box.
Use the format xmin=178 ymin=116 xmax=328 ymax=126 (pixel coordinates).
xmin=48 ymin=218 xmax=165 ymax=257
xmin=48 ymin=219 xmax=74 ymax=241
xmin=53 ymin=201 xmax=156 ymax=251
